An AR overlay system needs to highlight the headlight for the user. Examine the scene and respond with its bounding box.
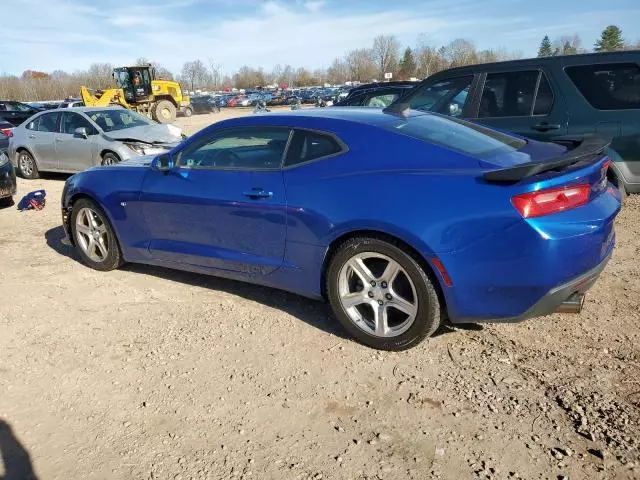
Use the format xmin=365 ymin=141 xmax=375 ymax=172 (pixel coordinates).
xmin=0 ymin=152 xmax=8 ymax=167
xmin=124 ymin=142 xmax=147 ymax=155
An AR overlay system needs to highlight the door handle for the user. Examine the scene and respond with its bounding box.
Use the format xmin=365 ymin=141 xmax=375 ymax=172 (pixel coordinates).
xmin=243 ymin=188 xmax=273 ymax=199
xmin=55 ymin=138 xmax=63 ymax=142
xmin=532 ymin=122 xmax=561 ymax=132
xmin=28 ymin=135 xmax=35 ymax=139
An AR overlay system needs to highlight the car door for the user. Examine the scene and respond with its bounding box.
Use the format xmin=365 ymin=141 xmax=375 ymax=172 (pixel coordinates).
xmin=24 ymin=112 xmax=59 ymax=170
xmin=139 ymin=125 xmax=290 ymax=275
xmin=56 ymin=112 xmax=97 ymax=172
xmin=563 ymin=61 xmax=640 ymax=187
xmin=468 ymin=69 xmax=569 ymax=141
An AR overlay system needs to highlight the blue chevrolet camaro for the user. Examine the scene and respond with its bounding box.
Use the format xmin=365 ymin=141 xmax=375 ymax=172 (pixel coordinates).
xmin=61 ymin=107 xmax=621 ymax=350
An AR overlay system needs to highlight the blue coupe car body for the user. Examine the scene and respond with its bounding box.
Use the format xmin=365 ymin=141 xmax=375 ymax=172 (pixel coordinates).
xmin=61 ymin=107 xmax=621 ymax=324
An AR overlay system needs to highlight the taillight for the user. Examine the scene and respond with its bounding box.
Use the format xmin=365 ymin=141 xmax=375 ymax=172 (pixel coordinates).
xmin=0 ymin=128 xmax=13 ymax=137
xmin=511 ymin=184 xmax=591 ymax=218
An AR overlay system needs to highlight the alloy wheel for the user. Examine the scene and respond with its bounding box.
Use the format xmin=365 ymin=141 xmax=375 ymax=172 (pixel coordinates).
xmin=75 ymin=207 xmax=110 ymax=263
xmin=337 ymin=252 xmax=418 ymax=337
xmin=19 ymin=153 xmax=34 ymax=177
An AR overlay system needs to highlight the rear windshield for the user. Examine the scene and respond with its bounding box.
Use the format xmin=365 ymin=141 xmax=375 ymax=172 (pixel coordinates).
xmin=383 ymin=113 xmax=526 ymax=159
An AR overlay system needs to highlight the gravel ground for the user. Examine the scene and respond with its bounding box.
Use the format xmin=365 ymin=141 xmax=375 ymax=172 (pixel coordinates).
xmin=0 ymin=110 xmax=639 ymax=480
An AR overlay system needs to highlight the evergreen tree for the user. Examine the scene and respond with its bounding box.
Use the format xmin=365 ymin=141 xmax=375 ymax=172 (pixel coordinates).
xmin=538 ymin=35 xmax=553 ymax=57
xmin=398 ymin=47 xmax=417 ymax=80
xmin=595 ymin=25 xmax=624 ymax=51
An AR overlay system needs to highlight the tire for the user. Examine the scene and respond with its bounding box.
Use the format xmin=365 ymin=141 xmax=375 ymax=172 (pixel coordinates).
xmin=183 ymin=106 xmax=193 ymax=117
xmin=101 ymin=152 xmax=120 ymax=166
xmin=70 ymin=198 xmax=123 ymax=271
xmin=326 ymin=236 xmax=441 ymax=351
xmin=0 ymin=196 xmax=13 ymax=208
xmin=153 ymin=100 xmax=177 ymax=124
xmin=17 ymin=150 xmax=39 ymax=179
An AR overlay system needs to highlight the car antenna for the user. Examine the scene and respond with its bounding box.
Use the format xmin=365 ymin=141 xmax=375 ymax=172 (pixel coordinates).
xmin=382 ymin=102 xmax=411 ymax=118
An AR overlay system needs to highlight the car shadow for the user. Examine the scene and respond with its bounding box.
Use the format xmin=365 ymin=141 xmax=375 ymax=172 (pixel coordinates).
xmin=44 ymin=226 xmax=468 ymax=342
xmin=0 ymin=419 xmax=39 ymax=480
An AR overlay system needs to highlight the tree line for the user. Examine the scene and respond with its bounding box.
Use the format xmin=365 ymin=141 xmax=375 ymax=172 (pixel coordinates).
xmin=0 ymin=25 xmax=637 ymax=101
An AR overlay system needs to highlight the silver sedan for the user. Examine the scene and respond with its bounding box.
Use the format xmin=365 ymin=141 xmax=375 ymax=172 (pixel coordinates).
xmin=8 ymin=106 xmax=183 ymax=179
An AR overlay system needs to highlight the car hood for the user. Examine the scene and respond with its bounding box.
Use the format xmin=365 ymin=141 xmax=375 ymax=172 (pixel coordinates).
xmin=103 ymin=124 xmax=182 ymax=144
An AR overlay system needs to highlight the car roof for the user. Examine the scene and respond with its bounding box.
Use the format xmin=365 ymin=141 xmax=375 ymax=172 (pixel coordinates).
xmin=425 ymin=50 xmax=640 ymax=78
xmin=223 ymin=106 xmax=426 ymax=128
xmin=38 ymin=106 xmax=126 ymax=114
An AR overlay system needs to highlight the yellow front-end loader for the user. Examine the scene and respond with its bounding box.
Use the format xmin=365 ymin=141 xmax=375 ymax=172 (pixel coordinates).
xmin=80 ymin=65 xmax=192 ymax=124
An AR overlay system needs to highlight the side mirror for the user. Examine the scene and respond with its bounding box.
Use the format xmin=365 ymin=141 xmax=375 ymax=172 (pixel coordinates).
xmin=74 ymin=127 xmax=88 ymax=138
xmin=152 ymin=153 xmax=174 ymax=172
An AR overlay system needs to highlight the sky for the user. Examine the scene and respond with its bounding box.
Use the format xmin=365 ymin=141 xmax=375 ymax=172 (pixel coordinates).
xmin=2 ymin=0 xmax=639 ymax=77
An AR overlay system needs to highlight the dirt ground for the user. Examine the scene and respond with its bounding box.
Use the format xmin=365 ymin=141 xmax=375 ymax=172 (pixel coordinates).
xmin=0 ymin=108 xmax=639 ymax=480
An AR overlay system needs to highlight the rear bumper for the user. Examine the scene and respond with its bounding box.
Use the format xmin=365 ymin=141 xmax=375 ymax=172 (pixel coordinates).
xmin=0 ymin=162 xmax=17 ymax=199
xmin=459 ymin=248 xmax=612 ymax=324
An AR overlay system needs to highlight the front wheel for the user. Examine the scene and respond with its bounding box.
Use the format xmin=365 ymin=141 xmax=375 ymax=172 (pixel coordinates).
xmin=101 ymin=152 xmax=120 ymax=166
xmin=183 ymin=106 xmax=193 ymax=117
xmin=153 ymin=100 xmax=177 ymax=124
xmin=17 ymin=150 xmax=39 ymax=179
xmin=70 ymin=198 xmax=123 ymax=271
xmin=326 ymin=237 xmax=442 ymax=351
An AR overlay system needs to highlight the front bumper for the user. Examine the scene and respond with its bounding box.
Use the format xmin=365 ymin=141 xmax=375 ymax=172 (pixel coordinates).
xmin=455 ymin=248 xmax=612 ymax=324
xmin=0 ymin=161 xmax=17 ymax=199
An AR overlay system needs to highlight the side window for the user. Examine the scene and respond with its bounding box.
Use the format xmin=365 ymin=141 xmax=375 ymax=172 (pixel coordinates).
xmin=479 ymin=70 xmax=539 ymax=118
xmin=0 ymin=103 xmax=7 ymax=111
xmin=364 ymin=93 xmax=399 ymax=107
xmin=565 ymin=63 xmax=640 ymax=110
xmin=285 ymin=130 xmax=344 ymax=167
xmin=35 ymin=113 xmax=59 ymax=132
xmin=533 ymin=73 xmax=554 ymax=115
xmin=61 ymin=113 xmax=96 ymax=135
xmin=406 ymin=76 xmax=473 ymax=116
xmin=177 ymin=127 xmax=290 ymax=170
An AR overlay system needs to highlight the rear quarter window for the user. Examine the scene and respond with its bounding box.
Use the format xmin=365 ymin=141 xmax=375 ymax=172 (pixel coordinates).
xmin=565 ymin=63 xmax=640 ymax=110
xmin=285 ymin=130 xmax=345 ymax=167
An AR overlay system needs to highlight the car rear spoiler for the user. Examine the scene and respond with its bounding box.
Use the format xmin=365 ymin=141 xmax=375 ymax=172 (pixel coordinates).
xmin=482 ymin=134 xmax=611 ymax=183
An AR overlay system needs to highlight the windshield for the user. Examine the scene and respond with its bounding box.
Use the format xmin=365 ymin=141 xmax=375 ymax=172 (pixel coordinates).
xmin=384 ymin=113 xmax=526 ymax=160
xmin=403 ymin=76 xmax=473 ymax=117
xmin=114 ymin=70 xmax=130 ymax=89
xmin=88 ymin=109 xmax=154 ymax=132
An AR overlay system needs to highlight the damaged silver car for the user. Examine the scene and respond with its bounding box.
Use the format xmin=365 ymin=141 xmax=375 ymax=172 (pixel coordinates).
xmin=8 ymin=106 xmax=183 ymax=179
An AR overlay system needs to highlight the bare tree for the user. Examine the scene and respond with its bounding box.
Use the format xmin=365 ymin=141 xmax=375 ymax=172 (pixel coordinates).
xmin=439 ymin=39 xmax=477 ymax=68
xmin=415 ymin=45 xmax=446 ymax=78
xmin=207 ymin=58 xmax=222 ymax=89
xmin=371 ymin=35 xmax=400 ymax=79
xmin=180 ymin=60 xmax=208 ymax=91
xmin=327 ymin=58 xmax=349 ymax=84
xmin=552 ymin=35 xmax=586 ymax=55
xmin=345 ymin=49 xmax=376 ymax=82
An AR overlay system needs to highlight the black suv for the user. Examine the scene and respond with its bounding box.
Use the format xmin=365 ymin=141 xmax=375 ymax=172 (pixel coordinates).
xmin=393 ymin=51 xmax=640 ymax=195
xmin=335 ymin=81 xmax=419 ymax=108
xmin=0 ymin=101 xmax=42 ymax=127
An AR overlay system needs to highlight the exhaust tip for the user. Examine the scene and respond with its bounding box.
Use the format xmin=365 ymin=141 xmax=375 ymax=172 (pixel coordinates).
xmin=556 ymin=293 xmax=585 ymax=314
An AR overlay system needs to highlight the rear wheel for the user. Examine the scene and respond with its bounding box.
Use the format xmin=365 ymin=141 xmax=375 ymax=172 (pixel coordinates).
xmin=70 ymin=198 xmax=123 ymax=271
xmin=0 ymin=196 xmax=13 ymax=208
xmin=327 ymin=237 xmax=441 ymax=351
xmin=153 ymin=100 xmax=177 ymax=124
xmin=17 ymin=150 xmax=39 ymax=179
xmin=183 ymin=106 xmax=193 ymax=117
